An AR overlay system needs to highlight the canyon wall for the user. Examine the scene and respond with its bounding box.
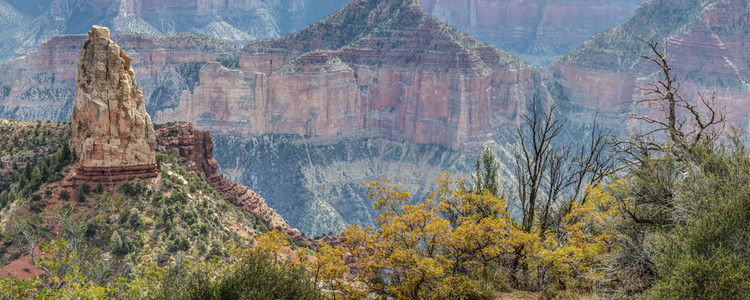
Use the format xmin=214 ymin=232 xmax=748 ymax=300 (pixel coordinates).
xmin=0 ymin=32 xmax=236 ymax=121
xmin=155 ymin=61 xmax=539 ymax=152
xmin=549 ymin=0 xmax=750 ymax=130
xmin=156 ymin=0 xmax=544 ymax=152
xmin=419 ymin=0 xmax=645 ymax=66
xmin=2 ymin=0 xmax=646 ymax=66
xmin=0 ymin=0 xmax=348 ymax=63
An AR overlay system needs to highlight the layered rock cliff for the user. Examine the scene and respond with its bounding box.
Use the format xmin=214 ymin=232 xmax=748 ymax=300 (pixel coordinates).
xmin=1 ymin=0 xmax=543 ymax=234
xmin=72 ymin=26 xmax=157 ymax=182
xmin=548 ymin=0 xmax=750 ymax=129
xmin=0 ymin=0 xmax=348 ymax=63
xmin=0 ymin=32 xmax=237 ymax=122
xmin=157 ymin=0 xmax=545 ymax=152
xmin=420 ymin=0 xmax=645 ymax=66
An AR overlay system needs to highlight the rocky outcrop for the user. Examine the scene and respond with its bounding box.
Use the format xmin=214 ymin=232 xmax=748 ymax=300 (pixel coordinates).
xmin=0 ymin=32 xmax=237 ymax=122
xmin=156 ymin=0 xmax=544 ymax=153
xmin=72 ymin=26 xmax=157 ymax=181
xmin=156 ymin=122 xmax=219 ymax=175
xmin=420 ymin=0 xmax=644 ymax=66
xmin=548 ymin=0 xmax=750 ymax=130
xmin=155 ymin=122 xmax=308 ymax=242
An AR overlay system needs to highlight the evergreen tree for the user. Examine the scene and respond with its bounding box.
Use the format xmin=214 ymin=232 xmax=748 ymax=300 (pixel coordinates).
xmin=470 ymin=147 xmax=500 ymax=197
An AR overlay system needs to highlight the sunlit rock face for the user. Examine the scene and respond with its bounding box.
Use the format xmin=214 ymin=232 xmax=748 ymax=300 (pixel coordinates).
xmin=155 ymin=0 xmax=544 ymax=153
xmin=72 ymin=26 xmax=157 ymax=178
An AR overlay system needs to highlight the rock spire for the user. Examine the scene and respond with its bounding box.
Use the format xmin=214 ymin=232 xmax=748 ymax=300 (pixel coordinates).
xmin=72 ymin=25 xmax=157 ymax=181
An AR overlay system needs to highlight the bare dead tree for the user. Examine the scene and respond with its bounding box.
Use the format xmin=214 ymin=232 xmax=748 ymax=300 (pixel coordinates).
xmin=514 ymin=99 xmax=565 ymax=233
xmin=621 ymin=38 xmax=726 ymax=160
xmin=511 ymin=98 xmax=617 ymax=290
xmin=589 ymin=37 xmax=729 ymax=297
xmin=514 ymin=101 xmax=616 ymax=234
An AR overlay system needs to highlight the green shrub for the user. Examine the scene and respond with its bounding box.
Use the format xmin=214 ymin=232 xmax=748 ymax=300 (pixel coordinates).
xmin=647 ymin=145 xmax=750 ymax=299
xmin=80 ymin=183 xmax=91 ymax=195
xmin=59 ymin=189 xmax=70 ymax=201
xmin=128 ymin=209 xmax=145 ymax=230
xmin=76 ymin=186 xmax=86 ymax=203
xmin=29 ymin=193 xmax=45 ymax=213
xmin=152 ymin=251 xmax=321 ymax=300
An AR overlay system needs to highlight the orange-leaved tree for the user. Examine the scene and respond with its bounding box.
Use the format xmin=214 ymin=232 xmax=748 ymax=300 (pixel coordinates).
xmin=344 ymin=172 xmax=617 ymax=298
xmin=343 ymin=178 xmax=471 ymax=299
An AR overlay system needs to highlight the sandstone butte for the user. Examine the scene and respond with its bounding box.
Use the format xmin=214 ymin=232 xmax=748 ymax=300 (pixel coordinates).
xmin=71 ymin=25 xmax=158 ymax=182
xmin=154 ymin=0 xmax=543 ymax=153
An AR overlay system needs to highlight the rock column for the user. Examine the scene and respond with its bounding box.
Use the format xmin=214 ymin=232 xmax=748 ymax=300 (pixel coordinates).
xmin=72 ymin=25 xmax=157 ymax=182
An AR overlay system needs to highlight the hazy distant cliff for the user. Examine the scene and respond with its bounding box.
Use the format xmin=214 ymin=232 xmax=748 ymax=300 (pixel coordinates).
xmin=420 ymin=0 xmax=645 ymax=66
xmin=0 ymin=33 xmax=237 ymax=122
xmin=0 ymin=0 xmax=348 ymax=63
xmin=548 ymin=0 xmax=750 ymax=129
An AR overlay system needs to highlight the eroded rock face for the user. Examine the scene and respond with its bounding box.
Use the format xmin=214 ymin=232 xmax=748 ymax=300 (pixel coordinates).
xmin=155 ymin=122 xmax=300 ymax=237
xmin=72 ymin=26 xmax=156 ymax=172
xmin=548 ymin=0 xmax=750 ymax=130
xmin=156 ymin=0 xmax=543 ymax=153
xmin=155 ymin=122 xmax=219 ymax=176
xmin=0 ymin=0 xmax=348 ymax=64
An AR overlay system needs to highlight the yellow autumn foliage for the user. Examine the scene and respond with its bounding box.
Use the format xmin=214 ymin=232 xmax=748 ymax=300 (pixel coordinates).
xmin=342 ymin=173 xmax=618 ymax=297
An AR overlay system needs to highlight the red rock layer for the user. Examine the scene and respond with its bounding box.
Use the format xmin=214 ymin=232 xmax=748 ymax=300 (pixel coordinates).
xmin=156 ymin=0 xmax=542 ymax=153
xmin=155 ymin=122 xmax=219 ymax=175
xmin=0 ymin=32 xmax=235 ymax=121
xmin=72 ymin=165 xmax=158 ymax=183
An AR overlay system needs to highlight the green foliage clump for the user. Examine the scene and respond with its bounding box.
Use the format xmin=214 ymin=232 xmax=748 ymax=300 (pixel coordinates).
xmin=59 ymin=189 xmax=70 ymax=201
xmin=153 ymin=251 xmax=320 ymax=300
xmin=0 ymin=120 xmax=73 ymax=209
xmin=645 ymin=143 xmax=750 ymax=299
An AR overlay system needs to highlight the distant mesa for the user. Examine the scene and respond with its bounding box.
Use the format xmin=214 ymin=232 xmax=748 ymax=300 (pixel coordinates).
xmin=71 ymin=26 xmax=158 ymax=182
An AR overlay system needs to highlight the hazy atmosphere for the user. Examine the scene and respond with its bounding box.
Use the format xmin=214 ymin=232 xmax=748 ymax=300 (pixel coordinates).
xmin=1 ymin=0 xmax=748 ymax=298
